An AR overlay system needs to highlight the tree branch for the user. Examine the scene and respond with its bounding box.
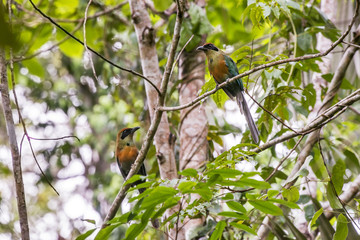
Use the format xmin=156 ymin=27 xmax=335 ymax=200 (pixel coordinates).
xmin=102 ymin=0 xmax=185 ymax=227
xmin=0 ymin=49 xmax=30 ymax=240
xmin=254 ymin=89 xmax=360 ymax=153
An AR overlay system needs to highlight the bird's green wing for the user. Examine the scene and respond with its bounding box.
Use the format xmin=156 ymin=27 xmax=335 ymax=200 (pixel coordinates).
xmin=224 ymin=55 xmax=239 ymax=77
xmin=224 ymin=54 xmax=244 ymax=91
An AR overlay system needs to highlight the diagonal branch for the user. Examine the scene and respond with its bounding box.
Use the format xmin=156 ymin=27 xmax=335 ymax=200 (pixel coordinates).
xmin=254 ymin=89 xmax=360 ymax=154
xmin=102 ymin=0 xmax=185 ymax=227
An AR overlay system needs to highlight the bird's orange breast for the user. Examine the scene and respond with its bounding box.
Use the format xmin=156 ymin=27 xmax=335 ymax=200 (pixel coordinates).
xmin=209 ymin=57 xmax=229 ymax=83
xmin=117 ymin=146 xmax=139 ymax=164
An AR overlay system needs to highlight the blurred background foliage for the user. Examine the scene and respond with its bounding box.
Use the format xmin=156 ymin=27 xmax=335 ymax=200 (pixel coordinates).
xmin=1 ymin=0 xmax=360 ymax=239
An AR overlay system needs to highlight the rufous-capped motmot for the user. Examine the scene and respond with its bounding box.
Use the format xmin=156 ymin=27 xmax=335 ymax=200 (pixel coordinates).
xmin=197 ymin=43 xmax=260 ymax=144
xmin=115 ymin=127 xmax=146 ymax=193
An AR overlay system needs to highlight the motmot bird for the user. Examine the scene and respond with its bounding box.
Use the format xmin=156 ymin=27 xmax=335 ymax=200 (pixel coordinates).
xmin=116 ymin=127 xmax=146 ymax=193
xmin=197 ymin=43 xmax=260 ymax=144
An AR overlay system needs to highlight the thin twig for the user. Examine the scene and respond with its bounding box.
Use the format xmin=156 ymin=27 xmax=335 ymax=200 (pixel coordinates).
xmin=342 ymin=40 xmax=360 ymax=49
xmin=178 ymin=100 xmax=201 ymax=132
xmin=246 ymin=91 xmax=298 ymax=133
xmin=265 ymin=135 xmax=304 ymax=182
xmin=349 ymin=106 xmax=360 ymax=115
xmin=318 ymin=137 xmax=360 ymax=231
xmin=29 ymin=135 xmax=80 ymax=142
xmin=83 ymin=0 xmax=99 ymax=82
xmin=28 ymin=0 xmax=161 ymax=96
xmin=8 ymin=47 xmax=60 ymax=196
xmin=169 ymin=34 xmax=194 ymax=82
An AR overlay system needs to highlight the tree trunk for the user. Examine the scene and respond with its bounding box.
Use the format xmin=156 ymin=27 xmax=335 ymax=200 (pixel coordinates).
xmin=129 ymin=0 xmax=177 ymax=180
xmin=177 ymin=49 xmax=208 ymax=239
xmin=0 ymin=49 xmax=30 ymax=239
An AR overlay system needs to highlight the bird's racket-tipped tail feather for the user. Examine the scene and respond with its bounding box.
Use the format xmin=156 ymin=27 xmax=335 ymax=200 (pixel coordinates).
xmin=236 ymin=91 xmax=260 ymax=144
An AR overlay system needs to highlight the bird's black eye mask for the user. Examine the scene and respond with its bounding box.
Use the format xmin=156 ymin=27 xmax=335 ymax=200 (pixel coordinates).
xmin=203 ymin=43 xmax=219 ymax=51
xmin=121 ymin=129 xmax=132 ymax=139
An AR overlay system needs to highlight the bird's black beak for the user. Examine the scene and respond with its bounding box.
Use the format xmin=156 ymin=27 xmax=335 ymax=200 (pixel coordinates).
xmin=196 ymin=46 xmax=205 ymax=51
xmin=131 ymin=127 xmax=140 ymax=134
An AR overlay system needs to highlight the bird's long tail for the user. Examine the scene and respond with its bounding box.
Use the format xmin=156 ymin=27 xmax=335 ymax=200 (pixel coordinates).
xmin=236 ymin=91 xmax=260 ymax=144
xmin=135 ymin=163 xmax=147 ymax=194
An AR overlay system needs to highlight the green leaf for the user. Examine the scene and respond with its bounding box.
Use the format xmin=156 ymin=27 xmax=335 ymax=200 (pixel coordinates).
xmin=94 ymin=223 xmax=121 ymax=240
xmin=57 ymin=26 xmax=83 ymax=59
xmin=286 ymin=0 xmax=301 ymax=10
xmin=191 ymin=188 xmax=213 ymax=201
xmin=179 ymin=168 xmax=198 ymax=177
xmin=231 ymin=46 xmax=251 ymax=61
xmin=301 ymin=83 xmax=316 ymax=111
xmin=272 ymin=6 xmax=280 ymax=19
xmin=76 ymin=228 xmax=96 ymax=240
xmin=81 ymin=219 xmax=96 ymax=225
xmin=153 ymin=196 xmax=180 ymax=219
xmin=222 ymin=193 xmax=234 ymax=200
xmin=230 ymin=222 xmax=257 ymax=235
xmin=340 ymin=78 xmax=355 ymax=90
xmin=226 ymin=201 xmax=247 ymax=213
xmin=237 ymin=178 xmax=271 ymax=189
xmin=218 ymin=211 xmax=248 ymax=219
xmin=333 ymin=214 xmax=348 ymax=240
xmin=332 ymin=160 xmax=345 ymax=194
xmin=178 ymin=181 xmax=197 ymax=193
xmin=188 ymin=2 xmax=212 ymax=35
xmin=310 ymin=208 xmax=323 ymax=227
xmin=268 ymin=199 xmax=300 ymax=209
xmin=206 ymin=168 xmax=243 ymax=178
xmin=208 ymin=131 xmax=224 ymax=146
xmin=54 ymin=0 xmax=79 ymax=15
xmin=282 ymin=186 xmax=300 ymax=202
xmin=344 ymin=148 xmax=360 ymax=174
xmin=108 ymin=212 xmax=132 ymax=224
xmin=141 ymin=186 xmax=177 ymax=209
xmin=153 ymin=0 xmax=172 ymax=11
xmin=212 ymin=90 xmax=229 ymax=108
xmin=257 ymin=2 xmax=271 ymax=19
xmin=297 ymin=32 xmax=312 ymax=51
xmin=326 ymin=182 xmax=342 ymax=209
xmin=124 ymin=174 xmax=143 ymax=185
xmin=209 ymin=220 xmax=226 ymax=240
xmin=267 ymin=190 xmax=280 ymax=198
xmin=200 ymin=79 xmax=216 ymax=95
xmin=22 ymin=58 xmax=45 ymax=78
xmin=260 ymin=167 xmax=287 ymax=183
xmin=304 ymin=203 xmax=316 ymax=222
xmin=125 ymin=207 xmax=154 ymax=240
xmin=248 ymin=200 xmax=283 ymax=216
